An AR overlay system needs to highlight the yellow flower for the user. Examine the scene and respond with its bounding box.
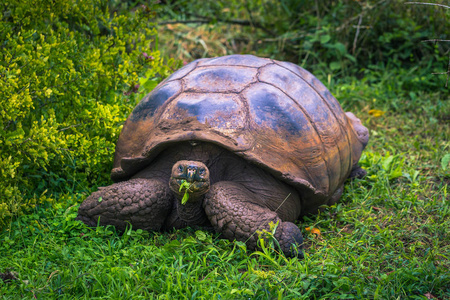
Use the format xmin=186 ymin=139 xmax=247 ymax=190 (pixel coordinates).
xmin=368 ymin=109 xmax=386 ymax=118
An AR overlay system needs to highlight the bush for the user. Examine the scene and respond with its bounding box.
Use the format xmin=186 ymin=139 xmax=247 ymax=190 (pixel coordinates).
xmin=0 ymin=0 xmax=177 ymax=228
xmin=159 ymin=0 xmax=448 ymax=88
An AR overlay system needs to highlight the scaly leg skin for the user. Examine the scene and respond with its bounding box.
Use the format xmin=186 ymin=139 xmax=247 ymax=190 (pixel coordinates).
xmin=349 ymin=164 xmax=367 ymax=179
xmin=204 ymin=181 xmax=303 ymax=258
xmin=76 ymin=178 xmax=173 ymax=232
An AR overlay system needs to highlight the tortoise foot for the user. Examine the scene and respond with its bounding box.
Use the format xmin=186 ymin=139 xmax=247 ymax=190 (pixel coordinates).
xmin=204 ymin=181 xmax=303 ymax=257
xmin=275 ymin=221 xmax=304 ymax=258
xmin=349 ymin=165 xmax=367 ymax=179
xmin=76 ymin=178 xmax=173 ymax=231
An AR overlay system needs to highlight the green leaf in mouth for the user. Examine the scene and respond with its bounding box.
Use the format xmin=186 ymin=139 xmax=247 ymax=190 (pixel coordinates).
xmin=181 ymin=192 xmax=189 ymax=205
xmin=179 ymin=180 xmax=192 ymax=205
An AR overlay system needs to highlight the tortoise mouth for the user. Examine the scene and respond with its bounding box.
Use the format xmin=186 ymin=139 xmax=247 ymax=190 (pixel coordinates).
xmin=169 ymin=177 xmax=210 ymax=198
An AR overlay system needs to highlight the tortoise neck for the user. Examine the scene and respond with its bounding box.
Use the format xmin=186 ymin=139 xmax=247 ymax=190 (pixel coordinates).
xmin=175 ymin=195 xmax=208 ymax=226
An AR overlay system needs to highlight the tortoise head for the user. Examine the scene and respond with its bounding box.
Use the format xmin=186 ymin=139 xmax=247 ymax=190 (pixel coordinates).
xmin=169 ymin=160 xmax=210 ymax=202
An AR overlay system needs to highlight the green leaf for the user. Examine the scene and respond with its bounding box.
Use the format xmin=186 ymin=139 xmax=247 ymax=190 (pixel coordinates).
xmin=345 ymin=53 xmax=357 ymax=63
xmin=388 ymin=167 xmax=403 ymax=180
xmin=382 ymin=155 xmax=394 ymax=171
xmin=334 ymin=42 xmax=347 ymax=55
xmin=142 ymin=78 xmax=158 ymax=92
xmin=441 ymin=154 xmax=450 ymax=170
xmin=330 ymin=61 xmax=341 ymax=70
xmin=320 ymin=34 xmax=331 ymax=44
xmin=98 ymin=197 xmax=102 ymax=203
xmin=181 ymin=192 xmax=189 ymax=205
xmin=195 ymin=230 xmax=207 ymax=241
xmin=162 ymin=239 xmax=181 ymax=252
xmin=179 ymin=180 xmax=191 ymax=192
xmin=179 ymin=180 xmax=191 ymax=205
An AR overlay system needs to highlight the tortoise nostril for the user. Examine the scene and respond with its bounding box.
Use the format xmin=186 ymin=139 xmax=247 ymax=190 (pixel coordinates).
xmin=186 ymin=167 xmax=197 ymax=181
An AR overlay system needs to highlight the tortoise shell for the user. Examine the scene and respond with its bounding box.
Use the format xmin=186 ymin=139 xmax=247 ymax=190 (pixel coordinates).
xmin=111 ymin=55 xmax=368 ymax=205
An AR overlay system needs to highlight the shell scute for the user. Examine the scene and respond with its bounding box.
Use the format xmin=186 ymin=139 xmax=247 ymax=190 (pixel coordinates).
xmin=244 ymin=83 xmax=318 ymax=139
xmin=198 ymin=54 xmax=271 ymax=67
xmin=274 ymin=61 xmax=347 ymax=126
xmin=184 ymin=66 xmax=257 ymax=93
xmin=161 ymin=93 xmax=246 ymax=132
xmin=130 ymin=80 xmax=181 ymax=122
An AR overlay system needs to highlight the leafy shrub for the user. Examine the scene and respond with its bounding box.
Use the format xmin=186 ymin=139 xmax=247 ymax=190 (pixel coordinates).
xmin=159 ymin=0 xmax=448 ymax=89
xmin=0 ymin=0 xmax=177 ymax=228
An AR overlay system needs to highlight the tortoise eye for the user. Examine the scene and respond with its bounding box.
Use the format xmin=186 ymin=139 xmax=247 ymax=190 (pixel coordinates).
xmin=178 ymin=165 xmax=184 ymax=173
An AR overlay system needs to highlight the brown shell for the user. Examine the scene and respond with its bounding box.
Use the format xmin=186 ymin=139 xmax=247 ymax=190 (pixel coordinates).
xmin=111 ymin=55 xmax=368 ymax=201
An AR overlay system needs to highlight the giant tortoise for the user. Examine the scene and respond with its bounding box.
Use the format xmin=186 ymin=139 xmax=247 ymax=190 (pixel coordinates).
xmin=76 ymin=54 xmax=369 ymax=257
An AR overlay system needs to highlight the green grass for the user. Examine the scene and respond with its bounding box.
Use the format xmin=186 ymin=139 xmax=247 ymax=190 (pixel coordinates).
xmin=1 ymin=78 xmax=449 ymax=299
xmin=1 ymin=0 xmax=449 ymax=298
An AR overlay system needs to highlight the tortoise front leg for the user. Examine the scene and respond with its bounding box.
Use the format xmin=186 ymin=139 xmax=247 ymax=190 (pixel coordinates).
xmin=204 ymin=181 xmax=303 ymax=257
xmin=77 ymin=178 xmax=173 ymax=232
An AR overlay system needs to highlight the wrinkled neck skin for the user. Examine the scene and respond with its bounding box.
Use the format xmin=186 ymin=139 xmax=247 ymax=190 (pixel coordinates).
xmin=174 ymin=193 xmax=208 ymax=226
